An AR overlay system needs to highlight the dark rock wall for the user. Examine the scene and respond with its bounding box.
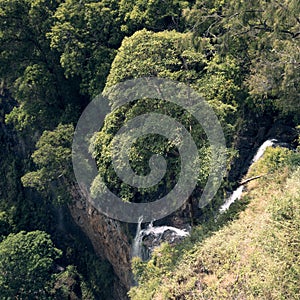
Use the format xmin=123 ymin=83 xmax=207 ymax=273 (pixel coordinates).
xmin=69 ymin=186 xmax=132 ymax=299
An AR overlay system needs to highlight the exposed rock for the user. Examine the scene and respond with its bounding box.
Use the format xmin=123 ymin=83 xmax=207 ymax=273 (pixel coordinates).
xmin=75 ymin=200 xmax=84 ymax=210
xmin=266 ymin=121 xmax=298 ymax=145
xmin=69 ymin=185 xmax=132 ymax=300
xmin=132 ymin=220 xmax=190 ymax=261
xmin=142 ymin=227 xmax=189 ymax=254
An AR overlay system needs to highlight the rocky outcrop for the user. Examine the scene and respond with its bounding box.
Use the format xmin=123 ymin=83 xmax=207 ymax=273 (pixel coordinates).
xmin=68 ymin=185 xmax=195 ymax=297
xmin=140 ymin=224 xmax=190 ymax=261
xmin=69 ymin=186 xmax=132 ymax=300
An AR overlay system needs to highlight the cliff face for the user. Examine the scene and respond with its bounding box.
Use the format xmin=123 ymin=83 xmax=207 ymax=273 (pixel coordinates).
xmin=0 ymin=89 xmax=130 ymax=299
xmin=69 ymin=186 xmax=132 ymax=300
xmin=65 ymin=112 xmax=298 ymax=299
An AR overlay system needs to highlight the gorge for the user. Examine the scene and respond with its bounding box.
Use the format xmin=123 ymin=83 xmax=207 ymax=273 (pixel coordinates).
xmin=0 ymin=1 xmax=299 ymax=298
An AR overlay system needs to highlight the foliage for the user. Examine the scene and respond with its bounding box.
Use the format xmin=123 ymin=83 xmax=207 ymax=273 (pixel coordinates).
xmin=185 ymin=0 xmax=300 ymax=120
xmin=54 ymin=265 xmax=84 ymax=299
xmin=53 ymin=264 xmax=111 ymax=300
xmin=0 ymin=211 xmax=12 ymax=239
xmin=0 ymin=0 xmax=84 ymax=131
xmin=297 ymin=125 xmax=300 ymax=151
xmin=92 ymin=30 xmax=208 ymax=203
xmin=91 ymin=29 xmax=239 ymax=203
xmin=0 ymin=230 xmax=62 ymax=299
xmin=0 ymin=0 xmax=299 ymax=298
xmin=119 ymin=0 xmax=188 ymax=34
xmin=105 ymin=28 xmax=241 ymax=139
xmin=248 ymin=147 xmax=297 ymax=176
xmin=0 ymin=92 xmax=59 ymax=234
xmin=105 ymin=29 xmax=204 ymax=86
xmin=48 ymin=0 xmax=124 ymax=97
xmin=22 ymin=123 xmax=74 ymax=203
xmin=49 ymin=0 xmax=192 ymax=96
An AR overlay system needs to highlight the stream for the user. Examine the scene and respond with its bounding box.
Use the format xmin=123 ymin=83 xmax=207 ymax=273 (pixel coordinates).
xmin=219 ymin=139 xmax=278 ymax=213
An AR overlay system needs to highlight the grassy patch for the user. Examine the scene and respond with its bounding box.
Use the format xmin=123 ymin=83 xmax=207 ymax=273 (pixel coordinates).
xmin=129 ymin=148 xmax=300 ymax=299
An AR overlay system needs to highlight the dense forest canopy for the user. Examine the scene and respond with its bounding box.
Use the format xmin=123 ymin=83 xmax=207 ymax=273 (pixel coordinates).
xmin=0 ymin=0 xmax=299 ymax=299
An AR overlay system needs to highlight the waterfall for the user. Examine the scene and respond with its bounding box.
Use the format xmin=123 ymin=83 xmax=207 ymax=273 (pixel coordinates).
xmin=141 ymin=225 xmax=190 ymax=260
xmin=131 ymin=216 xmax=143 ymax=259
xmin=142 ymin=225 xmax=189 ymax=238
xmin=131 ymin=219 xmax=190 ymax=260
xmin=219 ymin=185 xmax=244 ymax=213
xmin=251 ymin=139 xmax=277 ymax=163
xmin=219 ymin=139 xmax=277 ymax=213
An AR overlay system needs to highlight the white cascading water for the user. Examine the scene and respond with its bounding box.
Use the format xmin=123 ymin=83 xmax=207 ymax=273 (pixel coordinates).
xmin=251 ymin=139 xmax=277 ymax=163
xmin=132 ymin=139 xmax=278 ymax=258
xmin=131 ymin=218 xmax=190 ymax=260
xmin=132 ymin=216 xmax=143 ymax=258
xmin=219 ymin=185 xmax=244 ymax=213
xmin=142 ymin=224 xmax=189 ymax=238
xmin=219 ymin=139 xmax=277 ymax=213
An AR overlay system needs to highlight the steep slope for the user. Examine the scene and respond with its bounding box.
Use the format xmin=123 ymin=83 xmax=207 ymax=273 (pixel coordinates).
xmin=129 ymin=147 xmax=300 ymax=299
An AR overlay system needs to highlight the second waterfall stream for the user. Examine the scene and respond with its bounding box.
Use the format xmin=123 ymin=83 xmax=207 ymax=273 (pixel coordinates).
xmin=219 ymin=139 xmax=277 ymax=213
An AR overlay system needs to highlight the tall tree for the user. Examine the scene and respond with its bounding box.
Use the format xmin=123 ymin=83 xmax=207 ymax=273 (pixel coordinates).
xmin=91 ymin=29 xmax=237 ymax=204
xmin=0 ymin=0 xmax=85 ymax=131
xmin=0 ymin=230 xmax=62 ymax=298
xmin=186 ymin=0 xmax=300 ymax=119
xmin=22 ymin=123 xmax=74 ymax=204
xmin=49 ymin=0 xmax=124 ymax=97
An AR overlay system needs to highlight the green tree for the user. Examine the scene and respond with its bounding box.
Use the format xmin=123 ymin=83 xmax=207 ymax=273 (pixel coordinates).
xmin=49 ymin=0 xmax=192 ymax=97
xmin=186 ymin=0 xmax=300 ymax=119
xmin=0 ymin=230 xmax=62 ymax=298
xmin=22 ymin=123 xmax=74 ymax=204
xmin=0 ymin=0 xmax=84 ymax=131
xmin=119 ymin=0 xmax=188 ymax=34
xmin=48 ymin=0 xmax=124 ymax=97
xmin=105 ymin=29 xmax=205 ymax=86
xmin=105 ymin=29 xmax=240 ymax=128
xmin=91 ymin=30 xmax=237 ymax=204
